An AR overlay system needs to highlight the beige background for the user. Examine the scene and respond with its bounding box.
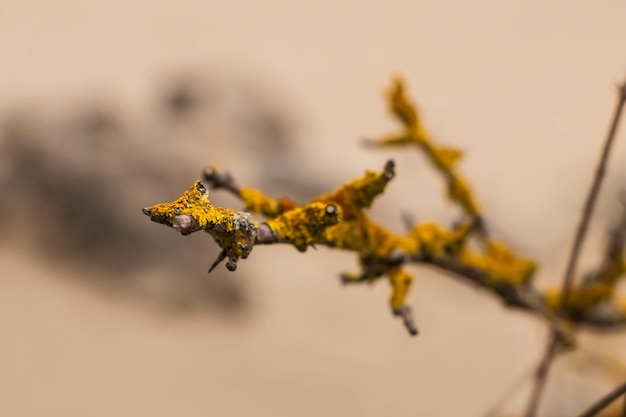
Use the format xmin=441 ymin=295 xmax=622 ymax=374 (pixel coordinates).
xmin=2 ymin=1 xmax=626 ymax=416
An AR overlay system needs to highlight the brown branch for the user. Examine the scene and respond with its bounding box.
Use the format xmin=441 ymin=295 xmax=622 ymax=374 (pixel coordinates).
xmin=420 ymin=255 xmax=572 ymax=342
xmin=524 ymin=76 xmax=626 ymax=417
xmin=524 ymin=337 xmax=559 ymax=417
xmin=202 ymin=165 xmax=242 ymax=195
xmin=561 ymin=79 xmax=626 ymax=305
xmin=576 ymin=379 xmax=626 ymax=417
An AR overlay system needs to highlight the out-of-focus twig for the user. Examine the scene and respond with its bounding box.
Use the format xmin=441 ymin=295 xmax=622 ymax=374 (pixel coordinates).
xmin=575 ymin=379 xmax=626 ymax=417
xmin=524 ymin=75 xmax=626 ymax=417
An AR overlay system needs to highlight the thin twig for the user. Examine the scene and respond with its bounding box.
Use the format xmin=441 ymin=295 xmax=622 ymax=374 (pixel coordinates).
xmin=524 ymin=337 xmax=559 ymax=417
xmin=524 ymin=77 xmax=626 ymax=417
xmin=561 ymin=80 xmax=626 ymax=303
xmin=576 ymin=379 xmax=626 ymax=417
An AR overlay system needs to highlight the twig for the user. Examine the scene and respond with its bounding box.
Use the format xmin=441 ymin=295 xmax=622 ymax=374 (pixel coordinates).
xmin=524 ymin=76 xmax=626 ymax=417
xmin=524 ymin=337 xmax=559 ymax=417
xmin=561 ymin=79 xmax=626 ymax=303
xmin=393 ymin=305 xmax=418 ymax=336
xmin=425 ymin=255 xmax=572 ymax=341
xmin=575 ymin=379 xmax=626 ymax=417
xmin=202 ymin=165 xmax=242 ymax=195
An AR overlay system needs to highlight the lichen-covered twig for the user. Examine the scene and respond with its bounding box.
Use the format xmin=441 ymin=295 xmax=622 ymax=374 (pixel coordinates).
xmin=196 ymin=161 xmax=569 ymax=339
xmin=142 ymin=180 xmax=341 ymax=273
xmin=545 ymin=201 xmax=626 ymax=325
xmin=143 ymin=75 xmax=626 ymax=345
xmin=364 ymin=77 xmax=485 ymax=234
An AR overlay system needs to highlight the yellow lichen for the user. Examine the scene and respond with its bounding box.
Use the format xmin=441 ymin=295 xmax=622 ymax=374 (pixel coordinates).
xmin=409 ymin=221 xmax=472 ymax=259
xmin=144 ymin=181 xmax=259 ymax=261
xmin=265 ymin=202 xmax=341 ymax=252
xmin=388 ymin=76 xmax=420 ymax=129
xmin=145 ymin=181 xmax=250 ymax=231
xmin=388 ymin=266 xmax=414 ymax=311
xmin=315 ymin=161 xmax=395 ymax=220
xmin=461 ymin=240 xmax=536 ymax=287
xmin=546 ymin=256 xmax=625 ymax=313
xmin=324 ymin=214 xmax=417 ymax=257
xmin=240 ymin=187 xmax=297 ymax=218
xmin=369 ymin=77 xmax=482 ymax=218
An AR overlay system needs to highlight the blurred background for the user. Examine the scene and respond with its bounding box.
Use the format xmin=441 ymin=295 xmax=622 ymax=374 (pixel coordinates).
xmin=1 ymin=1 xmax=626 ymax=416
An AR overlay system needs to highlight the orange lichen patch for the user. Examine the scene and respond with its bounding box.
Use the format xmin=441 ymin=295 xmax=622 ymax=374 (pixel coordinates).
xmin=432 ymin=145 xmax=464 ymax=171
xmin=315 ymin=161 xmax=395 ymax=220
xmin=546 ymin=259 xmax=626 ymax=312
xmin=549 ymin=223 xmax=626 ymax=314
xmin=145 ymin=181 xmax=249 ymax=231
xmin=388 ymin=76 xmax=420 ymax=129
xmin=218 ymin=161 xmax=398 ymax=256
xmin=239 ymin=187 xmax=281 ymax=217
xmin=240 ymin=187 xmax=297 ymax=218
xmin=447 ymin=177 xmax=480 ymax=217
xmin=234 ymin=161 xmax=394 ymax=223
xmin=461 ymin=240 xmax=536 ymax=287
xmin=264 ymin=202 xmax=341 ymax=252
xmin=409 ymin=221 xmax=472 ymax=259
xmin=545 ymin=283 xmax=615 ymax=312
xmin=388 ymin=266 xmax=414 ymax=311
xmin=370 ymin=132 xmax=417 ymax=147
xmin=323 ymin=215 xmax=415 ymax=256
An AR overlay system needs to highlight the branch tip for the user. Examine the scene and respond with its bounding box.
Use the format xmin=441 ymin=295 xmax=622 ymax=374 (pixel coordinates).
xmin=202 ymin=165 xmax=240 ymax=194
xmin=394 ymin=305 xmax=418 ymax=336
xmin=208 ymin=249 xmax=227 ymax=273
xmin=384 ymin=159 xmax=396 ymax=180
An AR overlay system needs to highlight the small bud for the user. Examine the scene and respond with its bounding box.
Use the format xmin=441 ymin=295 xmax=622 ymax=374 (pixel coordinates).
xmin=226 ymin=259 xmax=238 ymax=271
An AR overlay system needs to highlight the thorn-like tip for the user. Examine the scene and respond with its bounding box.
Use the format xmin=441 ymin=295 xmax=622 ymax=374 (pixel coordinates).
xmin=384 ymin=159 xmax=396 ymax=180
xmin=394 ymin=305 xmax=418 ymax=337
xmin=202 ymin=165 xmax=217 ymax=181
xmin=208 ymin=249 xmax=227 ymax=273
